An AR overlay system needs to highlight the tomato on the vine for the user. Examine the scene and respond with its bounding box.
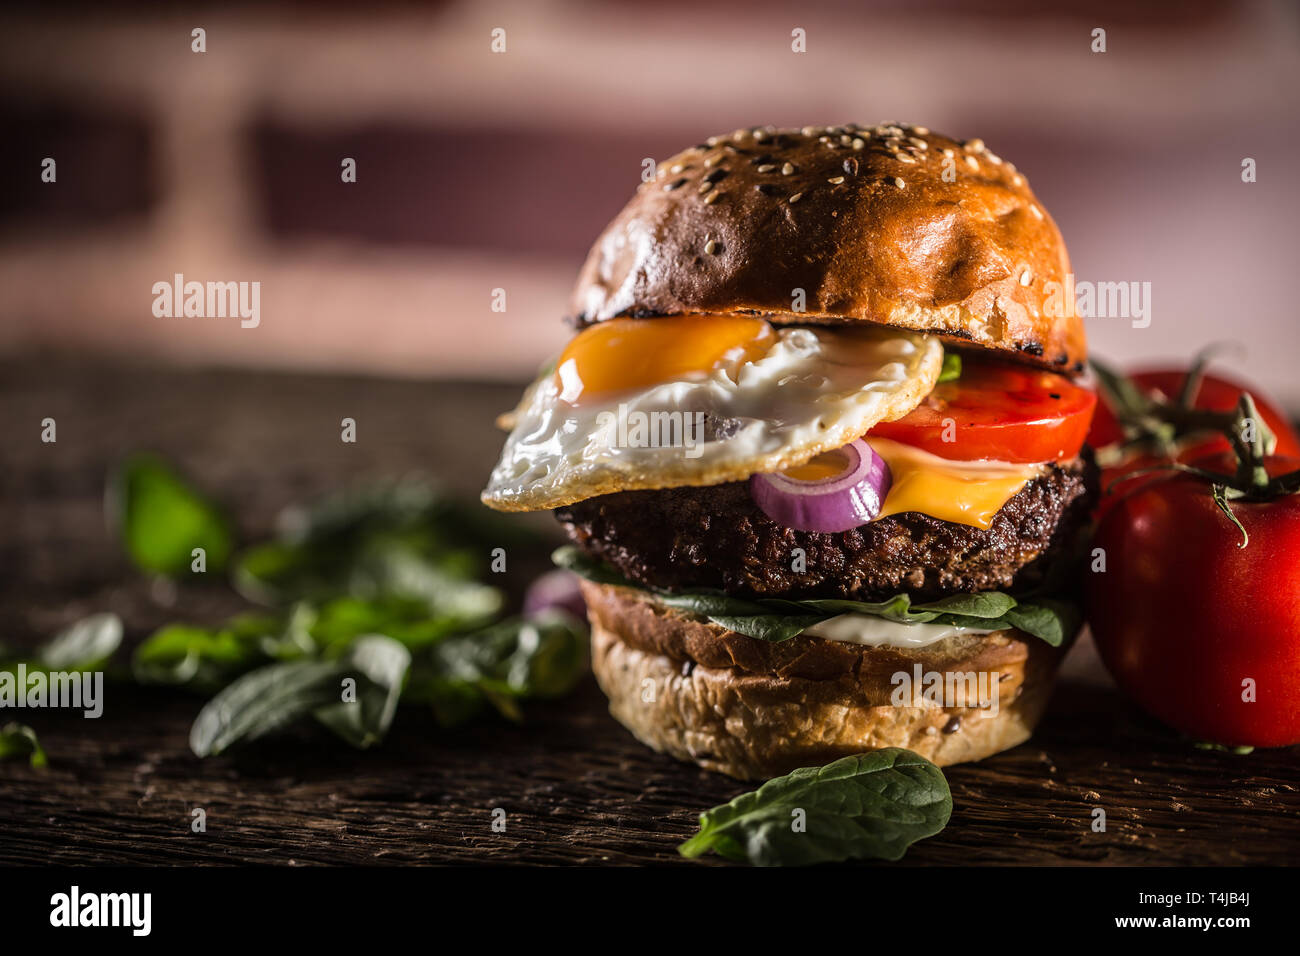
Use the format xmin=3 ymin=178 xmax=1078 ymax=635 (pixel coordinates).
xmin=1087 ymin=452 xmax=1300 ymax=748
xmin=1089 ymin=368 xmax=1300 ymax=498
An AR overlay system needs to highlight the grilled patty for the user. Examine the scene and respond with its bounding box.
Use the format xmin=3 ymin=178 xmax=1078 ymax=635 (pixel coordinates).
xmin=556 ymin=455 xmax=1096 ymax=602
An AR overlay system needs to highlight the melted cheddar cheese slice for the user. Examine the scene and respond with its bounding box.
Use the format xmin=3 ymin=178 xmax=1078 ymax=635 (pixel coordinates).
xmin=865 ymin=437 xmax=1044 ymax=530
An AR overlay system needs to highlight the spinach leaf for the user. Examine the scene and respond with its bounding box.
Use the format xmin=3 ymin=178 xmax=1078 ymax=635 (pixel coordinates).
xmin=1 ymin=613 xmax=125 ymax=688
xmin=1003 ymin=598 xmax=1079 ymax=648
xmin=695 ymin=613 xmax=829 ymax=643
xmin=411 ymin=613 xmax=588 ymax=726
xmin=37 ymin=613 xmax=123 ymax=670
xmin=133 ymin=614 xmax=284 ymax=692
xmin=555 ymin=546 xmax=1074 ymax=646
xmin=110 ymin=453 xmax=233 ymax=577
xmin=0 ymin=723 xmax=47 ymax=768
xmin=552 ymin=545 xmax=629 ymax=587
xmin=189 ymin=635 xmax=411 ymax=756
xmin=937 ymin=351 xmax=962 ymax=383
xmin=1194 ymin=741 xmax=1255 ymax=755
xmin=189 ymin=658 xmax=342 ymax=756
xmin=136 ymin=590 xmax=496 ymax=694
xmin=312 ymin=636 xmax=412 ymax=749
xmin=678 ymin=749 xmax=951 ymax=866
xmin=231 ymin=480 xmax=504 ymax=638
xmin=304 ymin=594 xmax=483 ymax=654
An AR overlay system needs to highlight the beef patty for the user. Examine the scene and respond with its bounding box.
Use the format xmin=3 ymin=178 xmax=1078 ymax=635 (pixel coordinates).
xmin=556 ymin=455 xmax=1095 ymax=601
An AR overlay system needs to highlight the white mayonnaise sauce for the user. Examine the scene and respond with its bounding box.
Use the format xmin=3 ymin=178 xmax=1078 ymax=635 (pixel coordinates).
xmin=802 ymin=614 xmax=994 ymax=648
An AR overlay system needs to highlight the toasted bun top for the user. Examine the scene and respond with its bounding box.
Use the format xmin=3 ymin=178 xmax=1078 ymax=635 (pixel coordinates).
xmin=570 ymin=124 xmax=1085 ymax=372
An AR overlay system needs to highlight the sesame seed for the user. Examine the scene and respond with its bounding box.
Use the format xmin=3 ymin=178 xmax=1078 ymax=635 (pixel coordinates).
xmin=1020 ymin=269 xmax=1033 ymax=286
xmin=754 ymin=129 xmax=768 ymax=142
xmin=698 ymin=181 xmax=713 ymax=194
xmin=852 ymin=138 xmax=865 ymax=150
xmin=757 ymin=164 xmax=776 ymax=173
xmin=1030 ymin=205 xmax=1044 ymax=220
xmin=908 ymin=137 xmax=928 ymax=150
xmin=896 ymin=154 xmax=916 ymax=164
xmin=703 ymin=190 xmax=721 ymax=205
xmin=965 ymin=155 xmax=979 ymax=171
xmin=705 ymin=238 xmax=718 ymax=254
xmin=913 ymin=126 xmax=930 ymax=136
xmin=782 ymin=163 xmax=795 ymax=175
xmin=707 ymin=135 xmax=721 ymax=146
xmin=894 ymin=177 xmax=905 ymax=189
xmin=670 ymin=163 xmax=684 ymax=174
xmin=986 ymin=152 xmax=1003 ymax=165
xmin=827 ymin=176 xmax=845 ymax=184
xmin=789 ymin=191 xmax=804 ymax=203
xmin=843 ymin=158 xmax=859 ymax=175
xmin=840 ymin=134 xmax=853 ymax=146
xmin=942 ymin=148 xmax=954 ymax=159
xmin=704 ymin=156 xmax=718 ymax=168
xmin=966 ymin=138 xmax=985 ymax=153
xmin=733 ymin=130 xmax=747 ymax=142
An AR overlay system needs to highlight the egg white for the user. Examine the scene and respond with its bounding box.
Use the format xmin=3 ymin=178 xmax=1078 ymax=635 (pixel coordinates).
xmin=481 ymin=324 xmax=942 ymax=511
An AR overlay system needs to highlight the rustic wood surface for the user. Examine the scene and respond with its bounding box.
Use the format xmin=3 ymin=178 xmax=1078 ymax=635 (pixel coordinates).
xmin=1 ymin=355 xmax=1297 ymax=866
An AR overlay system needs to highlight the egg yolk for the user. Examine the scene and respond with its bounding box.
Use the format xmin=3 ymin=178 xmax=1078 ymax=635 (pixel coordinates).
xmin=782 ymin=448 xmax=852 ymax=482
xmin=555 ymin=315 xmax=774 ymax=403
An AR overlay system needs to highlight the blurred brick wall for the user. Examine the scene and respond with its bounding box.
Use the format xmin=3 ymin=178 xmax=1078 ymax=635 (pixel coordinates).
xmin=1 ymin=1 xmax=1297 ymax=406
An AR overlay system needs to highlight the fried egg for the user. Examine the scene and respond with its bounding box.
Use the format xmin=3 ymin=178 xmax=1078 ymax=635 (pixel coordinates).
xmin=481 ymin=315 xmax=942 ymax=511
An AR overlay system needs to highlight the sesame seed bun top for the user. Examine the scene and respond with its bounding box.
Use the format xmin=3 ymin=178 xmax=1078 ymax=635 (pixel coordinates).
xmin=569 ymin=123 xmax=1085 ymax=373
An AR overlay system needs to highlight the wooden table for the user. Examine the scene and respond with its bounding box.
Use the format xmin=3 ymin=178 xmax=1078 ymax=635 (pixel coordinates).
xmin=2 ymin=357 xmax=1296 ymax=865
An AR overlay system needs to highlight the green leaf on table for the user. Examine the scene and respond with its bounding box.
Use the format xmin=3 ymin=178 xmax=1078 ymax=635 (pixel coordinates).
xmin=0 ymin=723 xmax=47 ymax=768
xmin=298 ymin=594 xmax=451 ymax=654
xmin=678 ymin=749 xmax=952 ymax=866
xmin=189 ymin=658 xmax=341 ymax=756
xmin=136 ymin=588 xmax=499 ymax=695
xmin=189 ymin=634 xmax=411 ymax=756
xmin=110 ymin=453 xmax=232 ymax=577
xmin=410 ymin=612 xmax=588 ymax=726
xmin=37 ymin=613 xmax=123 ymax=670
xmin=232 ymin=478 xmax=504 ymax=631
xmin=1193 ymin=741 xmax=1255 ymax=755
xmin=313 ymin=635 xmax=412 ymax=749
xmin=133 ymin=613 xmax=283 ymax=692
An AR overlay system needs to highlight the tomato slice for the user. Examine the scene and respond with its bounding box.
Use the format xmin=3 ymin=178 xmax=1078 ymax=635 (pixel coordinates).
xmin=868 ymin=355 xmax=1097 ymax=463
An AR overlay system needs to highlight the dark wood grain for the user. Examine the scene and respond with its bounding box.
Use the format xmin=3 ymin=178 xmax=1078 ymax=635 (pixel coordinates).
xmin=1 ymin=355 xmax=1297 ymax=866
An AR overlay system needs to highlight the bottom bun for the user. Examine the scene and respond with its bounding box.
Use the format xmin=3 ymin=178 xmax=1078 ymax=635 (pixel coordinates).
xmin=582 ymin=580 xmax=1070 ymax=780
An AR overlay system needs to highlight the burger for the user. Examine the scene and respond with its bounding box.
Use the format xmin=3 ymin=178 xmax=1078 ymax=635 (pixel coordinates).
xmin=482 ymin=123 xmax=1097 ymax=779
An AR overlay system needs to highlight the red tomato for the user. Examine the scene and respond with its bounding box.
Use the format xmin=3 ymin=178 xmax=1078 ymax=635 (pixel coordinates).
xmin=1087 ymin=452 xmax=1300 ymax=748
xmin=1089 ymin=368 xmax=1300 ymax=496
xmin=869 ymin=356 xmax=1096 ymax=463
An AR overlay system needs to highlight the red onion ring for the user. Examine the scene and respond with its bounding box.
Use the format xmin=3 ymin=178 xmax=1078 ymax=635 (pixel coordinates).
xmin=749 ymin=439 xmax=892 ymax=533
